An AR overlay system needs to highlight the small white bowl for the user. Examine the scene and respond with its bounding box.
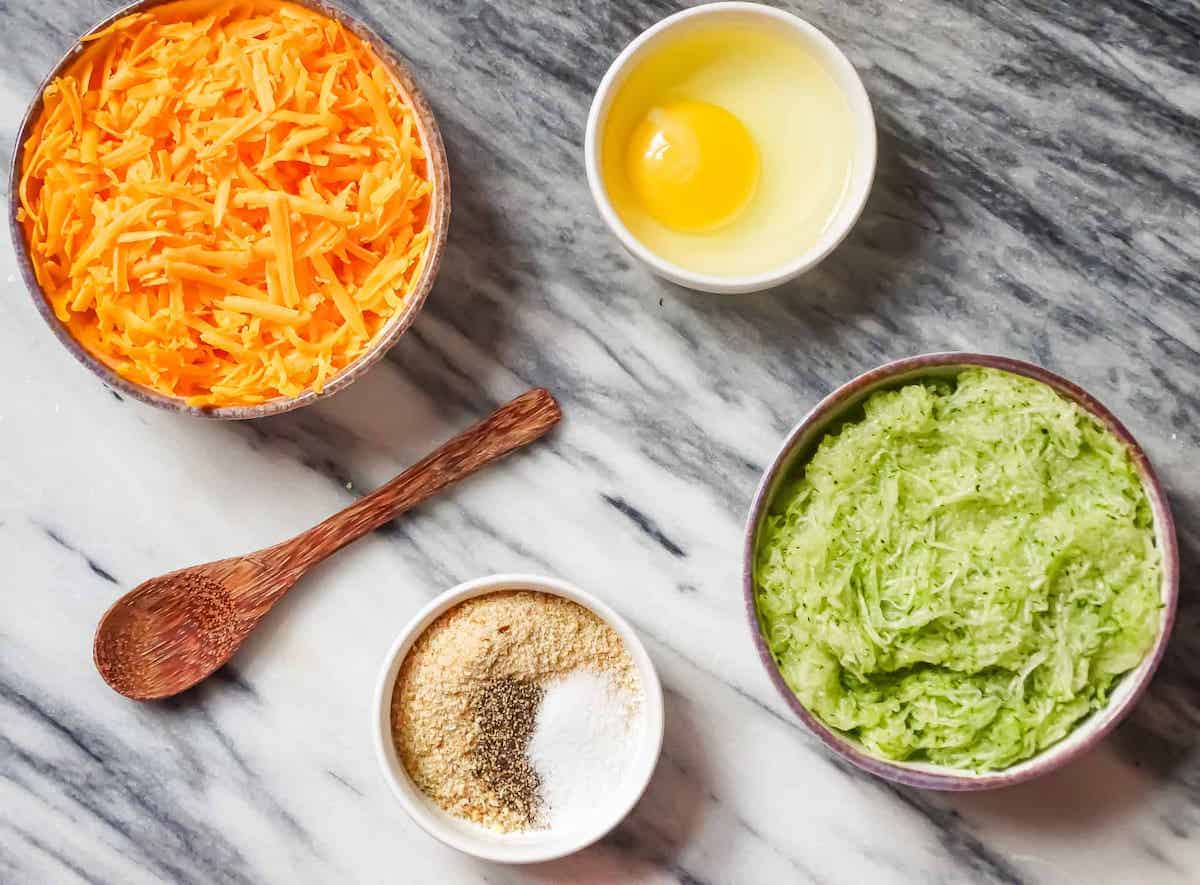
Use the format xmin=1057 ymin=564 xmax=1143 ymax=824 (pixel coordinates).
xmin=372 ymin=574 xmax=665 ymax=864
xmin=584 ymin=2 xmax=877 ymax=294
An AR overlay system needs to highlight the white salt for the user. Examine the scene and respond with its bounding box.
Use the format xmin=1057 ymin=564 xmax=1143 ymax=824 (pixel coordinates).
xmin=529 ymin=669 xmax=641 ymax=829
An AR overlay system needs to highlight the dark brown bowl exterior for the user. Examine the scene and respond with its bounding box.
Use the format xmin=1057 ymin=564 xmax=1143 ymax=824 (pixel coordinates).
xmin=743 ymin=352 xmax=1180 ymax=790
xmin=8 ymin=0 xmax=451 ymax=420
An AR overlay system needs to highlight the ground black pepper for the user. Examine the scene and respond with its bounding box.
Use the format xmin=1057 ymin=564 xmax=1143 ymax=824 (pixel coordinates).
xmin=470 ymin=677 xmax=544 ymax=825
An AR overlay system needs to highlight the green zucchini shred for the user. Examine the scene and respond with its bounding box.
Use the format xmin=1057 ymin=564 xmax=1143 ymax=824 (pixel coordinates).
xmin=755 ymin=368 xmax=1162 ymax=771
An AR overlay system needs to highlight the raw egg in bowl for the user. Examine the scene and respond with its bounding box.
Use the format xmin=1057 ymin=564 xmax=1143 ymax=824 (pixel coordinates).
xmin=585 ymin=3 xmax=876 ymax=293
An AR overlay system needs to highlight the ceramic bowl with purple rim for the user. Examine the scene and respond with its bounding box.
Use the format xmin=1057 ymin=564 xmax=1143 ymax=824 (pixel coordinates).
xmin=742 ymin=352 xmax=1179 ymax=790
xmin=8 ymin=0 xmax=450 ymax=420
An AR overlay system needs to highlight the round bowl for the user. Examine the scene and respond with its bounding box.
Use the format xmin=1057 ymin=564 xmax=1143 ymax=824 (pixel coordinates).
xmin=372 ymin=573 xmax=665 ymax=863
xmin=743 ymin=352 xmax=1179 ymax=790
xmin=584 ymin=1 xmax=876 ymax=294
xmin=8 ymin=0 xmax=450 ymax=419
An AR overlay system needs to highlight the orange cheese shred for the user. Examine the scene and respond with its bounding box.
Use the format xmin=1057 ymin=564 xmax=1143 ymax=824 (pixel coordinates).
xmin=18 ymin=0 xmax=434 ymax=407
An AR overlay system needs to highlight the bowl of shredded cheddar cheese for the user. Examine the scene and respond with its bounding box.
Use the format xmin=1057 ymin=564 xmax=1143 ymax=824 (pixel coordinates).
xmin=10 ymin=0 xmax=450 ymax=417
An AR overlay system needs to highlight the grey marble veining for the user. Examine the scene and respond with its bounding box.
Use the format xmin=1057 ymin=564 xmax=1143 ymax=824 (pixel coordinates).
xmin=1 ymin=0 xmax=1198 ymax=882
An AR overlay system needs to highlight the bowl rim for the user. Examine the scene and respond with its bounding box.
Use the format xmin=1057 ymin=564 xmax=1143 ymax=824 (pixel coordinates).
xmin=7 ymin=0 xmax=451 ymax=420
xmin=583 ymin=0 xmax=878 ymax=294
xmin=742 ymin=351 xmax=1180 ymax=790
xmin=371 ymin=573 xmax=666 ymax=863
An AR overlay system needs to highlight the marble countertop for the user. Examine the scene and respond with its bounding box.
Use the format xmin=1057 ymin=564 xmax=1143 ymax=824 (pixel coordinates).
xmin=3 ymin=0 xmax=1199 ymax=882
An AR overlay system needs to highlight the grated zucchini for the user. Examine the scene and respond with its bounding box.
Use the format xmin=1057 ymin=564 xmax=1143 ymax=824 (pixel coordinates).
xmin=755 ymin=368 xmax=1162 ymax=771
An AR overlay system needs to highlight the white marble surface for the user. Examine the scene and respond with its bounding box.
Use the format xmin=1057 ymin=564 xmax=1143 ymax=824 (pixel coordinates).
xmin=3 ymin=0 xmax=1200 ymax=882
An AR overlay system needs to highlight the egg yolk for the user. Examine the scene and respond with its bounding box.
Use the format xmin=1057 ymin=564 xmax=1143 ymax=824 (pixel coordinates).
xmin=625 ymin=99 xmax=759 ymax=233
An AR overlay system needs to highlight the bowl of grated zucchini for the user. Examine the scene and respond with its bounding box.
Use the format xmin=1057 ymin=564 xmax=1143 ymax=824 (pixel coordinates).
xmin=744 ymin=352 xmax=1178 ymax=789
xmin=9 ymin=0 xmax=450 ymax=418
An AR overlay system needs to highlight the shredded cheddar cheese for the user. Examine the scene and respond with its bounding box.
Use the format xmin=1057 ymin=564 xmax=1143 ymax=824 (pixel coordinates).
xmin=18 ymin=0 xmax=435 ymax=407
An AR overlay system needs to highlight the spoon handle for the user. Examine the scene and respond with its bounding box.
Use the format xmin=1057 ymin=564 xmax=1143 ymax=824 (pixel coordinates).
xmin=278 ymin=388 xmax=561 ymax=575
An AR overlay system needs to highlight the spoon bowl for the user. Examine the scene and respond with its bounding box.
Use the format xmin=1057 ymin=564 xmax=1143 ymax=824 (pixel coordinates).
xmin=95 ymin=560 xmax=276 ymax=700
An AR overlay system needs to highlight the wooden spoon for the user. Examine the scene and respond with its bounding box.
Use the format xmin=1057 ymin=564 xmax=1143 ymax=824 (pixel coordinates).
xmin=94 ymin=388 xmax=561 ymax=700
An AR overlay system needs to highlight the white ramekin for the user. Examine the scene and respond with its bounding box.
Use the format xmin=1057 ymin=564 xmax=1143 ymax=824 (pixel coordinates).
xmin=584 ymin=1 xmax=877 ymax=294
xmin=372 ymin=574 xmax=665 ymax=863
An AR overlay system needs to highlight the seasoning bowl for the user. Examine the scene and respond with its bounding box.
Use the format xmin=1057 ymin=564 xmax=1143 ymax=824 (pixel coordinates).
xmin=743 ymin=352 xmax=1179 ymax=790
xmin=584 ymin=2 xmax=876 ymax=294
xmin=8 ymin=0 xmax=450 ymax=420
xmin=372 ymin=573 xmax=664 ymax=863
